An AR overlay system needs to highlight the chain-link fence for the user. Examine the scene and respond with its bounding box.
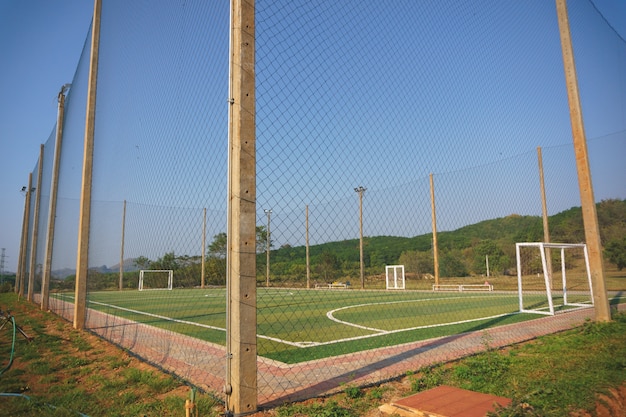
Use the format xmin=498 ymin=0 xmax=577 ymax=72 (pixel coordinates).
xmin=17 ymin=0 xmax=626 ymax=409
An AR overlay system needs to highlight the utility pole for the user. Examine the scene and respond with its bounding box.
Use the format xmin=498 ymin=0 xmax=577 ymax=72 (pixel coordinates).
xmin=354 ymin=186 xmax=366 ymax=289
xmin=264 ymin=209 xmax=272 ymax=287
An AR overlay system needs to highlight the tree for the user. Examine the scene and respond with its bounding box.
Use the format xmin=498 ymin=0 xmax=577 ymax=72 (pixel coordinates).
xmin=471 ymin=240 xmax=509 ymax=276
xmin=317 ymin=251 xmax=340 ymax=282
xmin=205 ymin=257 xmax=226 ymax=285
xmin=440 ymin=250 xmax=468 ymax=278
xmin=208 ymin=233 xmax=227 ymax=258
xmin=399 ymin=250 xmax=433 ymax=278
xmin=209 ymin=228 xmax=272 ymax=258
xmin=256 ymin=225 xmax=272 ymax=254
xmin=605 ymin=238 xmax=626 ymax=270
xmin=135 ymin=256 xmax=151 ymax=270
xmin=151 ymin=252 xmax=179 ymax=271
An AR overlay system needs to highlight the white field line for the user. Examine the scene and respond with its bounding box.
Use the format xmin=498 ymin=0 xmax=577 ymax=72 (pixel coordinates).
xmin=326 ymin=296 xmax=476 ymax=332
xmin=88 ymin=300 xmax=226 ymax=333
xmin=87 ymin=294 xmax=519 ymax=349
xmin=88 ymin=300 xmax=307 ymax=348
xmin=300 ymin=312 xmax=519 ymax=348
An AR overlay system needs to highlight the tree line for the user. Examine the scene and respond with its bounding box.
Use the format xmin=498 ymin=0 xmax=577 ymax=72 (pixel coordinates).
xmin=52 ymin=199 xmax=626 ymax=290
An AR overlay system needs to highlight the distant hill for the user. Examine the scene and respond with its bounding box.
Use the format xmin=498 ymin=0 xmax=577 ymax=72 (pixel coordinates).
xmin=268 ymin=198 xmax=625 ymax=278
xmin=46 ymin=199 xmax=625 ymax=282
xmin=52 ymin=258 xmax=141 ymax=280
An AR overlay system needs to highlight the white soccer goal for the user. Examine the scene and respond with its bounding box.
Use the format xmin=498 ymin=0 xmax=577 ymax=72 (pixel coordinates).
xmin=386 ymin=265 xmax=405 ymax=290
xmin=515 ymin=243 xmax=593 ymax=315
xmin=138 ymin=270 xmax=174 ymax=291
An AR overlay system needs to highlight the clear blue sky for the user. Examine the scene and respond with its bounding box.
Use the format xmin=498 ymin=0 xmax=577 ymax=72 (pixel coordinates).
xmin=0 ymin=1 xmax=93 ymax=272
xmin=0 ymin=1 xmax=624 ymax=272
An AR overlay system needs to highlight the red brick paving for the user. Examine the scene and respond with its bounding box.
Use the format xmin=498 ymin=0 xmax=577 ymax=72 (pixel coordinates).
xmin=382 ymin=385 xmax=511 ymax=417
xmin=41 ymin=295 xmax=624 ymax=408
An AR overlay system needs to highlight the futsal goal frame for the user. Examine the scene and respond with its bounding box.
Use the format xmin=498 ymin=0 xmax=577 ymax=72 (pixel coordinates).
xmin=386 ymin=265 xmax=405 ymax=290
xmin=138 ymin=269 xmax=174 ymax=291
xmin=515 ymin=242 xmax=593 ymax=315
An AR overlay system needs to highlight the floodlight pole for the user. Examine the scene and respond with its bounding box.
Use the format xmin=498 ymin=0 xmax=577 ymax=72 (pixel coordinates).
xmin=17 ymin=173 xmax=33 ymax=297
xmin=355 ymin=186 xmax=366 ymax=289
xmin=264 ymin=209 xmax=272 ymax=287
xmin=555 ymin=0 xmax=610 ymax=321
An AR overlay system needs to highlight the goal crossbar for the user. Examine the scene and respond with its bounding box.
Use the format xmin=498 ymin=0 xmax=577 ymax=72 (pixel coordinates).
xmin=516 ymin=242 xmax=593 ymax=315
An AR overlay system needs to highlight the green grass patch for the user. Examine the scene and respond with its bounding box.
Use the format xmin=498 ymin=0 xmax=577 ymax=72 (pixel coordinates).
xmin=406 ymin=311 xmax=626 ymax=416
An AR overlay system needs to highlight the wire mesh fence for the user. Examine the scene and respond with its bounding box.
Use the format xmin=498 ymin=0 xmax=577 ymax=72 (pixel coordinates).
xmin=16 ymin=0 xmax=626 ymax=409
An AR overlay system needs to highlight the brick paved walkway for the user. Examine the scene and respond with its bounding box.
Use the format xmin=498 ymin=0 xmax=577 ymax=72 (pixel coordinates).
xmin=43 ymin=295 xmax=624 ymax=407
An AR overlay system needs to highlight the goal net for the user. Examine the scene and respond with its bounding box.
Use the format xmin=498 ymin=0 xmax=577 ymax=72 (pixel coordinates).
xmin=138 ymin=270 xmax=174 ymax=291
xmin=386 ymin=265 xmax=405 ymax=290
xmin=515 ymin=243 xmax=593 ymax=315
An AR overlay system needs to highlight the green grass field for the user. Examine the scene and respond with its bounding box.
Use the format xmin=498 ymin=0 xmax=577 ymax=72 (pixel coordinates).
xmin=50 ymin=286 xmax=617 ymax=364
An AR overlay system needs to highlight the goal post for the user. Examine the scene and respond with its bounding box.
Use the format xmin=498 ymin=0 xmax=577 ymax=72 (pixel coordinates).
xmin=138 ymin=270 xmax=173 ymax=291
xmin=386 ymin=265 xmax=405 ymax=290
xmin=515 ymin=242 xmax=593 ymax=315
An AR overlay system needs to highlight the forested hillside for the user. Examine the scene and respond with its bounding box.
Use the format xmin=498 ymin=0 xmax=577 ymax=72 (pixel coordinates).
xmin=51 ymin=199 xmax=625 ymax=290
xmin=264 ymin=198 xmax=626 ymax=283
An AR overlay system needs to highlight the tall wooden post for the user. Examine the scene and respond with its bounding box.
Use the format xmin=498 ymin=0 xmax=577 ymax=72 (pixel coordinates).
xmin=264 ymin=209 xmax=272 ymax=287
xmin=355 ymin=186 xmax=366 ymax=289
xmin=28 ymin=145 xmax=44 ymax=302
xmin=42 ymin=85 xmax=68 ymax=310
xmin=430 ymin=174 xmax=440 ymax=287
xmin=17 ymin=173 xmax=33 ymax=297
xmin=305 ymin=205 xmax=310 ymax=289
xmin=119 ymin=200 xmax=126 ymax=291
xmin=226 ymin=0 xmax=257 ymax=413
xmin=74 ymin=0 xmax=101 ymax=329
xmin=555 ymin=0 xmax=610 ymax=321
xmin=201 ymin=208 xmax=206 ymax=289
xmin=537 ymin=147 xmax=553 ymax=289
